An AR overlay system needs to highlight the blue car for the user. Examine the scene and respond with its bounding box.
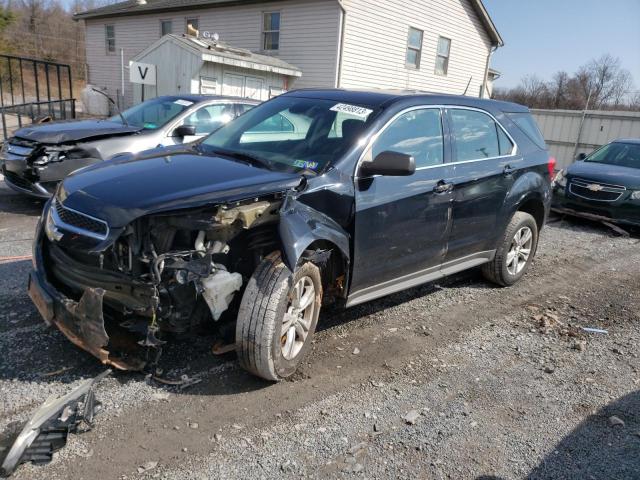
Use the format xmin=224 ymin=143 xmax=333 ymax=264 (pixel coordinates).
xmin=552 ymin=139 xmax=640 ymax=227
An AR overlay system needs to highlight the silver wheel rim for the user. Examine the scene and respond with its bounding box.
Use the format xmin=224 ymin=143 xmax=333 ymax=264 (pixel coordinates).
xmin=506 ymin=226 xmax=533 ymax=275
xmin=281 ymin=276 xmax=316 ymax=360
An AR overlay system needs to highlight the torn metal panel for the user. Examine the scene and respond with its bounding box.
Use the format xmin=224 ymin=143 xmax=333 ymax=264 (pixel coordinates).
xmin=278 ymin=193 xmax=351 ymax=271
xmin=214 ymin=201 xmax=272 ymax=228
xmin=29 ymin=269 xmax=145 ymax=371
xmin=0 ymin=370 xmax=110 ymax=477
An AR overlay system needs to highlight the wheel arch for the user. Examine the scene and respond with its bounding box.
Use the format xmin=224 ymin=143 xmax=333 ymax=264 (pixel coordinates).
xmin=278 ymin=197 xmax=351 ymax=300
xmin=503 ymin=171 xmax=551 ymax=232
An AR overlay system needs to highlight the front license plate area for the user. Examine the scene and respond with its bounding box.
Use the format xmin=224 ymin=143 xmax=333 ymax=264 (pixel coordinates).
xmin=28 ymin=272 xmax=54 ymax=323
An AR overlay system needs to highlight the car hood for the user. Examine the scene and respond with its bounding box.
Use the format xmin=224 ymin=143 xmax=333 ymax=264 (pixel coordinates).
xmin=58 ymin=150 xmax=303 ymax=227
xmin=567 ymin=161 xmax=640 ymax=189
xmin=13 ymin=119 xmax=143 ymax=144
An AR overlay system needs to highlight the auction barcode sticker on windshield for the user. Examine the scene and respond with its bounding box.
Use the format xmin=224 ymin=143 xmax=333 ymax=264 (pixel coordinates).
xmin=174 ymin=99 xmax=194 ymax=107
xmin=330 ymin=103 xmax=373 ymax=118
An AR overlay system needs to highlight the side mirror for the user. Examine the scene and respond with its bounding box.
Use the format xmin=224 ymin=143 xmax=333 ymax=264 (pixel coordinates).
xmin=174 ymin=125 xmax=197 ymax=137
xmin=359 ymin=151 xmax=416 ymax=177
xmin=576 ymin=152 xmax=587 ymax=161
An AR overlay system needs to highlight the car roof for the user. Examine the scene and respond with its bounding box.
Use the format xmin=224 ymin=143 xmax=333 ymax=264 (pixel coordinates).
xmin=283 ymin=88 xmax=529 ymax=113
xmin=614 ymin=138 xmax=640 ymax=145
xmin=153 ymin=94 xmax=260 ymax=104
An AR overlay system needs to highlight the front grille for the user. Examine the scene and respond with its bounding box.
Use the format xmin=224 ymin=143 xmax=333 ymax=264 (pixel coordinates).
xmin=569 ymin=178 xmax=625 ymax=202
xmin=54 ymin=200 xmax=109 ymax=239
xmin=3 ymin=169 xmax=34 ymax=190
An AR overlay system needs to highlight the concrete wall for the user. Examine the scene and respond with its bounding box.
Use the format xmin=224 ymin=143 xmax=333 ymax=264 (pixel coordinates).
xmin=338 ymin=0 xmax=492 ymax=96
xmin=531 ymin=109 xmax=640 ymax=169
xmin=84 ymin=0 xmax=341 ymax=107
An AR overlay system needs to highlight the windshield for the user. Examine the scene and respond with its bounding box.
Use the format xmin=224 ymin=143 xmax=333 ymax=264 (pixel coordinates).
xmin=200 ymin=96 xmax=375 ymax=174
xmin=585 ymin=142 xmax=640 ymax=170
xmin=109 ymin=97 xmax=195 ymax=130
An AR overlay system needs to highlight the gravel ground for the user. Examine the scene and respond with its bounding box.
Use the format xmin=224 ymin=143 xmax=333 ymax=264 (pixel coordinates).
xmin=0 ymin=180 xmax=639 ymax=479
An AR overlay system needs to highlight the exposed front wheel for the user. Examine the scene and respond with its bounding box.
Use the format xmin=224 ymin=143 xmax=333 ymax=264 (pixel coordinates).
xmin=235 ymin=252 xmax=322 ymax=381
xmin=482 ymin=211 xmax=538 ymax=287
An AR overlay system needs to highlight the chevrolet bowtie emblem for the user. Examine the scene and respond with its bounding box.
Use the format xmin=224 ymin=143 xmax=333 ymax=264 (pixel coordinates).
xmin=587 ymin=184 xmax=604 ymax=192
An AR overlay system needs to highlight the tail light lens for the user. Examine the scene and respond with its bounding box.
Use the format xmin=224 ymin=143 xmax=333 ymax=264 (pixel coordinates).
xmin=547 ymin=156 xmax=556 ymax=178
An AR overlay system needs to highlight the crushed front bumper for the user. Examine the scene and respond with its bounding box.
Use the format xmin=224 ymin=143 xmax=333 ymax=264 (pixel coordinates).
xmin=29 ymin=220 xmax=146 ymax=370
xmin=2 ymin=164 xmax=52 ymax=199
xmin=28 ymin=269 xmax=144 ymax=371
xmin=2 ymin=153 xmax=100 ymax=199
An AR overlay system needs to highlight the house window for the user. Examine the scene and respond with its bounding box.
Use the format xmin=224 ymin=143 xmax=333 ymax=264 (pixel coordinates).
xmin=435 ymin=36 xmax=451 ymax=75
xmin=186 ymin=18 xmax=199 ymax=35
xmin=405 ymin=27 xmax=423 ymax=68
xmin=262 ymin=12 xmax=280 ymax=51
xmin=105 ymin=25 xmax=115 ymax=54
xmin=161 ymin=20 xmax=172 ymax=37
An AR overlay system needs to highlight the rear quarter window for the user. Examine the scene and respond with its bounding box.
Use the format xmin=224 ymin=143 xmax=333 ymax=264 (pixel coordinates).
xmin=506 ymin=113 xmax=546 ymax=150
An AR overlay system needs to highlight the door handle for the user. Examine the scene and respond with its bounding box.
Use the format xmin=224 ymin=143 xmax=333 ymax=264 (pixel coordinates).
xmin=433 ymin=180 xmax=454 ymax=194
xmin=503 ymin=165 xmax=515 ymax=176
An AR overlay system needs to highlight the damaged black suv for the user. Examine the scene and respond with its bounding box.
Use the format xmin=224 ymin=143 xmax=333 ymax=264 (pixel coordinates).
xmin=29 ymin=89 xmax=552 ymax=381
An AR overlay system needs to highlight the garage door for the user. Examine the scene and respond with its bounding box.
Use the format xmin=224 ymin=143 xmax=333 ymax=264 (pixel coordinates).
xmin=222 ymin=73 xmax=265 ymax=100
xmin=222 ymin=73 xmax=245 ymax=97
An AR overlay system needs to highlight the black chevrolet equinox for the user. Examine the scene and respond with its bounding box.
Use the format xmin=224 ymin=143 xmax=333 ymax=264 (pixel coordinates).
xmin=29 ymin=89 xmax=553 ymax=380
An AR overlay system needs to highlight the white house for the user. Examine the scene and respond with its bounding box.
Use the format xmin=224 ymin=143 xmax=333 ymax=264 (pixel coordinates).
xmin=75 ymin=0 xmax=503 ymax=107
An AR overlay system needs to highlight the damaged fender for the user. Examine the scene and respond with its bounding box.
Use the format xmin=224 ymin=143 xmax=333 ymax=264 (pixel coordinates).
xmin=278 ymin=193 xmax=350 ymax=272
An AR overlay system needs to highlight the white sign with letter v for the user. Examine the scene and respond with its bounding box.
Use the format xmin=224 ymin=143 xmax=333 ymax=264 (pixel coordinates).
xmin=129 ymin=61 xmax=157 ymax=85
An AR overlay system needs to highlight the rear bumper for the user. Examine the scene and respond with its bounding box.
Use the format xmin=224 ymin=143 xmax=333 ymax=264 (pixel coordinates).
xmin=552 ymin=186 xmax=640 ymax=227
xmin=30 ymin=221 xmax=145 ymax=370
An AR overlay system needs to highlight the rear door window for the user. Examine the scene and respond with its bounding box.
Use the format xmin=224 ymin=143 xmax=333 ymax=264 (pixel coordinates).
xmin=506 ymin=112 xmax=546 ymax=149
xmin=449 ymin=109 xmax=513 ymax=161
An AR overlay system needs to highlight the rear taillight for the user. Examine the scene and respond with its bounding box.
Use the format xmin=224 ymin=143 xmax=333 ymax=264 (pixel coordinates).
xmin=547 ymin=156 xmax=556 ymax=178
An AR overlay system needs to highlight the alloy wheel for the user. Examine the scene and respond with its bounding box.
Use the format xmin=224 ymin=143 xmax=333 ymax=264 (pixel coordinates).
xmin=281 ymin=276 xmax=316 ymax=360
xmin=506 ymin=226 xmax=533 ymax=275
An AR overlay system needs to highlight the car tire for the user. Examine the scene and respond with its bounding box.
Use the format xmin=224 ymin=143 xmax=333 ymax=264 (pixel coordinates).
xmin=236 ymin=252 xmax=322 ymax=381
xmin=482 ymin=211 xmax=538 ymax=287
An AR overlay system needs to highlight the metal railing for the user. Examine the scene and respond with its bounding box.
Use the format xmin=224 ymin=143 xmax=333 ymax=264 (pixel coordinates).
xmin=0 ymin=54 xmax=76 ymax=140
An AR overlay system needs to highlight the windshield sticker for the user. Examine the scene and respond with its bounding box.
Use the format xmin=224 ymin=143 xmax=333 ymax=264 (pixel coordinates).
xmin=293 ymin=159 xmax=319 ymax=170
xmin=330 ymin=103 xmax=373 ymax=118
xmin=174 ymin=99 xmax=194 ymax=107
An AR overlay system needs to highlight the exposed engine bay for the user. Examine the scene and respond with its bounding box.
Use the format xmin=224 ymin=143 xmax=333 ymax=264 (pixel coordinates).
xmin=42 ymin=196 xmax=288 ymax=370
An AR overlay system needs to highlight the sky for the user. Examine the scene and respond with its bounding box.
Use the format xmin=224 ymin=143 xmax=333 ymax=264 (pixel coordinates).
xmin=483 ymin=0 xmax=640 ymax=89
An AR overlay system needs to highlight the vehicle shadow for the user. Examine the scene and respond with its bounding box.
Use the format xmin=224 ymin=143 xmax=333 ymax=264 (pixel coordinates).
xmin=0 ymin=184 xmax=44 ymax=216
xmin=548 ymin=212 xmax=640 ymax=239
xmin=0 ymin=257 xmax=489 ymax=393
xmin=475 ymin=390 xmax=640 ymax=480
xmin=317 ymin=268 xmax=489 ymax=333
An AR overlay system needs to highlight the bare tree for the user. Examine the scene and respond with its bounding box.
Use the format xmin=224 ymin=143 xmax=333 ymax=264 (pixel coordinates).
xmin=494 ymin=55 xmax=637 ymax=111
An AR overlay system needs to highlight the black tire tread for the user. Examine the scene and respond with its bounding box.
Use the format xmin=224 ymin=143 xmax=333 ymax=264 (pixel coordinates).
xmin=236 ymin=252 xmax=289 ymax=380
xmin=482 ymin=211 xmax=538 ymax=287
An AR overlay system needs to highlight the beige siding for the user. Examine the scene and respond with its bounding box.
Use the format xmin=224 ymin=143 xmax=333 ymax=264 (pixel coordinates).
xmin=85 ymin=0 xmax=341 ymax=107
xmin=339 ymin=0 xmax=492 ymax=96
xmin=129 ymin=40 xmax=203 ymax=103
